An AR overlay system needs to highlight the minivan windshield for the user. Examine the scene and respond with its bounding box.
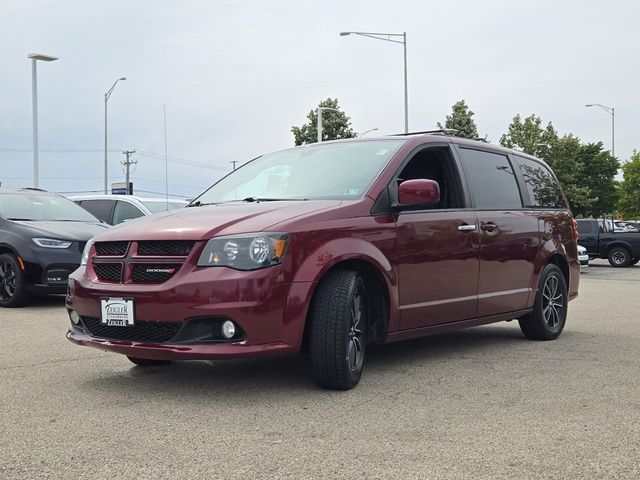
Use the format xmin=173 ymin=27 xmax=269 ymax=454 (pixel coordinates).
xmin=0 ymin=193 xmax=99 ymax=222
xmin=192 ymin=140 xmax=405 ymax=204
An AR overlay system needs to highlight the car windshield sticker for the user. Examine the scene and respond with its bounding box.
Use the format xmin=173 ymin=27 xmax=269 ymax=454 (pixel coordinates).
xmin=345 ymin=188 xmax=359 ymax=196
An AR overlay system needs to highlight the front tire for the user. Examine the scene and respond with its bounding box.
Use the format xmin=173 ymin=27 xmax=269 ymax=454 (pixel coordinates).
xmin=0 ymin=253 xmax=29 ymax=308
xmin=518 ymin=264 xmax=567 ymax=340
xmin=608 ymin=247 xmax=631 ymax=267
xmin=127 ymin=356 xmax=172 ymax=366
xmin=309 ymin=270 xmax=367 ymax=390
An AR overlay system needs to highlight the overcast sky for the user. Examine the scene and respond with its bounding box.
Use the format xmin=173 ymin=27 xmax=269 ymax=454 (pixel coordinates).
xmin=1 ymin=0 xmax=638 ymax=198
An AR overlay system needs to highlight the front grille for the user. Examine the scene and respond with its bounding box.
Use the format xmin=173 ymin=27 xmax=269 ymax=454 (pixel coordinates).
xmin=132 ymin=264 xmax=180 ymax=283
xmin=137 ymin=241 xmax=195 ymax=257
xmin=94 ymin=263 xmax=123 ymax=282
xmin=95 ymin=241 xmax=129 ymax=256
xmin=81 ymin=316 xmax=181 ymax=343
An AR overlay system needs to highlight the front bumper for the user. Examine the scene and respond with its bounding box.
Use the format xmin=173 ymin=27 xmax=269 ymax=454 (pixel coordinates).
xmin=66 ymin=330 xmax=295 ymax=360
xmin=578 ymin=254 xmax=589 ymax=267
xmin=65 ymin=266 xmax=315 ymax=360
xmin=19 ymin=240 xmax=84 ymax=292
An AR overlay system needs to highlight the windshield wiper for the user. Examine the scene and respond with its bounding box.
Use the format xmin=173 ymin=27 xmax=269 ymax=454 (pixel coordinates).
xmin=7 ymin=218 xmax=33 ymax=221
xmin=241 ymin=197 xmax=308 ymax=202
xmin=187 ymin=201 xmax=218 ymax=207
xmin=188 ymin=197 xmax=307 ymax=207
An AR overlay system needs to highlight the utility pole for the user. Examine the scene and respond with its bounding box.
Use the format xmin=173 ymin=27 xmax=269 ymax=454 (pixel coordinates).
xmin=121 ymin=150 xmax=136 ymax=195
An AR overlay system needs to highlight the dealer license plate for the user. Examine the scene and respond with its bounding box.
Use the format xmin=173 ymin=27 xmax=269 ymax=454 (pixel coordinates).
xmin=100 ymin=297 xmax=135 ymax=327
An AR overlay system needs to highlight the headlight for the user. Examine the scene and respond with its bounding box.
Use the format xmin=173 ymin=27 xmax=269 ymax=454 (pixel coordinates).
xmin=33 ymin=238 xmax=72 ymax=249
xmin=198 ymin=233 xmax=288 ymax=270
xmin=80 ymin=239 xmax=95 ymax=266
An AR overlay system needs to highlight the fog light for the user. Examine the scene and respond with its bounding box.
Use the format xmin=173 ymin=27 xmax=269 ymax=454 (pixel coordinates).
xmin=221 ymin=320 xmax=236 ymax=339
xmin=68 ymin=310 xmax=80 ymax=325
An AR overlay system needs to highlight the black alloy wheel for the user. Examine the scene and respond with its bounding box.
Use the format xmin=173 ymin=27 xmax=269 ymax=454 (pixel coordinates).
xmin=608 ymin=247 xmax=631 ymax=267
xmin=309 ymin=270 xmax=368 ymax=390
xmin=518 ymin=263 xmax=567 ymax=340
xmin=0 ymin=254 xmax=29 ymax=308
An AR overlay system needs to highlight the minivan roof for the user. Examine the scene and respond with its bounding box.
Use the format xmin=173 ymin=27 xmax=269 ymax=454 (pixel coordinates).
xmin=316 ymin=131 xmax=545 ymax=164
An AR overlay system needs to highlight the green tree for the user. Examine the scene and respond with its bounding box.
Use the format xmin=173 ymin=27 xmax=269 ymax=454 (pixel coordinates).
xmin=500 ymin=114 xmax=557 ymax=155
xmin=572 ymin=143 xmax=619 ymax=217
xmin=500 ymin=114 xmax=620 ymax=217
xmin=291 ymin=98 xmax=356 ymax=145
xmin=544 ymin=134 xmax=595 ymax=215
xmin=437 ymin=99 xmax=479 ymax=139
xmin=617 ymin=150 xmax=640 ymax=219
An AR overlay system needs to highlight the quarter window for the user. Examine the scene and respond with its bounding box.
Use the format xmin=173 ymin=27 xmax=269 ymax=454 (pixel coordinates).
xmin=112 ymin=201 xmax=144 ymax=225
xmin=459 ymin=148 xmax=522 ymax=209
xmin=516 ymin=157 xmax=565 ymax=208
xmin=78 ymin=200 xmax=114 ymax=223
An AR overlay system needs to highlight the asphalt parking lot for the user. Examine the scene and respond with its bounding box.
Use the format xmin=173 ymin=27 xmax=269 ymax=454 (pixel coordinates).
xmin=1 ymin=260 xmax=639 ymax=480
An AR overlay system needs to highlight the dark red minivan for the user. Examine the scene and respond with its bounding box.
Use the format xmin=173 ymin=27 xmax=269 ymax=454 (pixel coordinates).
xmin=66 ymin=133 xmax=580 ymax=389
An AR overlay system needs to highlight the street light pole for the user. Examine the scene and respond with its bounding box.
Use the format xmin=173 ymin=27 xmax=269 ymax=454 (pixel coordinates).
xmin=585 ymin=103 xmax=615 ymax=160
xmin=104 ymin=77 xmax=127 ymax=194
xmin=358 ymin=128 xmax=379 ymax=137
xmin=27 ymin=53 xmax=58 ymax=188
xmin=340 ymin=31 xmax=408 ymax=133
xmin=317 ymin=107 xmax=339 ymax=142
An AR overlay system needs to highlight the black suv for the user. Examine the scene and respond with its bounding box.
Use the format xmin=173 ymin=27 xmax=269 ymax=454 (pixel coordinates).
xmin=0 ymin=189 xmax=107 ymax=307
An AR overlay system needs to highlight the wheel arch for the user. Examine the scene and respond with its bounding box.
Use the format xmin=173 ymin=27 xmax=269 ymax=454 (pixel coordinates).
xmin=546 ymin=253 xmax=570 ymax=290
xmin=295 ymin=238 xmax=397 ymax=348
xmin=0 ymin=244 xmax=20 ymax=256
xmin=604 ymin=241 xmax=633 ymax=256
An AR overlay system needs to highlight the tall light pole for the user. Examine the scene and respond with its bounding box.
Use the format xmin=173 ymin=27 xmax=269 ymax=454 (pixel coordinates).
xmin=27 ymin=53 xmax=58 ymax=188
xmin=585 ymin=103 xmax=615 ymax=160
xmin=340 ymin=31 xmax=408 ymax=133
xmin=104 ymin=77 xmax=127 ymax=193
xmin=317 ymin=107 xmax=339 ymax=142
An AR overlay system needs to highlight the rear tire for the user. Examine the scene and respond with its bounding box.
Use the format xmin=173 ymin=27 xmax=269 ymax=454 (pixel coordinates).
xmin=309 ymin=270 xmax=367 ymax=390
xmin=0 ymin=253 xmax=29 ymax=308
xmin=127 ymin=356 xmax=172 ymax=366
xmin=608 ymin=247 xmax=631 ymax=267
xmin=630 ymin=257 xmax=639 ymax=266
xmin=518 ymin=264 xmax=567 ymax=341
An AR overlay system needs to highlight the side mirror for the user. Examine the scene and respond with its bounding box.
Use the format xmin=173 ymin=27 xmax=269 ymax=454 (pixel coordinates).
xmin=398 ymin=179 xmax=440 ymax=207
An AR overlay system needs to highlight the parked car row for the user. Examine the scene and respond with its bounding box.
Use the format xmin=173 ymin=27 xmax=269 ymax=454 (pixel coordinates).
xmin=70 ymin=195 xmax=187 ymax=225
xmin=0 ymin=188 xmax=187 ymax=307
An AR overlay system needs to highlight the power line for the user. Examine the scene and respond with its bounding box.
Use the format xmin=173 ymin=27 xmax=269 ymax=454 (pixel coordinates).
xmin=0 ymin=146 xmax=233 ymax=171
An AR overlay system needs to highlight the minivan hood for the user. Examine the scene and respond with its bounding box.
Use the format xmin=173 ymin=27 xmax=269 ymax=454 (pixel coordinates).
xmin=95 ymin=200 xmax=342 ymax=241
xmin=13 ymin=220 xmax=108 ymax=241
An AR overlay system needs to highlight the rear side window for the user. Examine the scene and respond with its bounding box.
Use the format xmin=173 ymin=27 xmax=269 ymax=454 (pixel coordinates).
xmin=78 ymin=200 xmax=114 ymax=223
xmin=516 ymin=157 xmax=565 ymax=208
xmin=577 ymin=220 xmax=596 ymax=234
xmin=112 ymin=201 xmax=144 ymax=225
xmin=458 ymin=148 xmax=522 ymax=209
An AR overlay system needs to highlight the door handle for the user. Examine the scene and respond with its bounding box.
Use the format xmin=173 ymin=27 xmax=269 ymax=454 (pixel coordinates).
xmin=457 ymin=224 xmax=477 ymax=232
xmin=481 ymin=223 xmax=498 ymax=233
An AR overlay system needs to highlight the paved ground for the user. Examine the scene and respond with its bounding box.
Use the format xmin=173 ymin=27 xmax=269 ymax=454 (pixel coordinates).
xmin=1 ymin=260 xmax=639 ymax=479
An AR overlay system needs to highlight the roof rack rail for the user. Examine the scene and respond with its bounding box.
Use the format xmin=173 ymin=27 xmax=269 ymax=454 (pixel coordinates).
xmin=20 ymin=187 xmax=48 ymax=192
xmin=391 ymin=129 xmax=458 ymax=137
